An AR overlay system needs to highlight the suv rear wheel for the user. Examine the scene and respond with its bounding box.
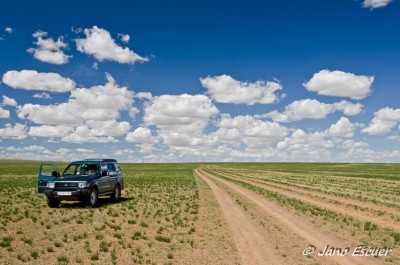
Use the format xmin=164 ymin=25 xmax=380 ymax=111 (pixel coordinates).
xmin=85 ymin=188 xmax=98 ymax=207
xmin=111 ymin=184 xmax=121 ymax=202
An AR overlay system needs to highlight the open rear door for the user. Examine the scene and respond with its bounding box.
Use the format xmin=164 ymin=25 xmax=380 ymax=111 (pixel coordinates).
xmin=38 ymin=163 xmax=59 ymax=193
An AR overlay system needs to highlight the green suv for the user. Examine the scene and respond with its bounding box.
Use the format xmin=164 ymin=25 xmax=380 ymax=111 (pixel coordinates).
xmin=38 ymin=159 xmax=124 ymax=208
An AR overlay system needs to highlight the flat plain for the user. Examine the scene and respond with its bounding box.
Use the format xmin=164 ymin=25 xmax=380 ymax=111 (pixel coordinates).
xmin=0 ymin=160 xmax=399 ymax=265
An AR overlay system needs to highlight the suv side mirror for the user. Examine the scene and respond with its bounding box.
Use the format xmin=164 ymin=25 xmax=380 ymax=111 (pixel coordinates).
xmin=51 ymin=171 xmax=59 ymax=177
xmin=101 ymin=171 xmax=107 ymax=177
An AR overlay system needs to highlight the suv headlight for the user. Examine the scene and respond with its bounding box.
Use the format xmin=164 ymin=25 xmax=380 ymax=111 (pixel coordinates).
xmin=47 ymin=182 xmax=55 ymax=188
xmin=78 ymin=182 xmax=89 ymax=188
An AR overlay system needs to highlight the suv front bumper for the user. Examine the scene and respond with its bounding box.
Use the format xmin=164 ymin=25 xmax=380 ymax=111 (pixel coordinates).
xmin=45 ymin=188 xmax=90 ymax=201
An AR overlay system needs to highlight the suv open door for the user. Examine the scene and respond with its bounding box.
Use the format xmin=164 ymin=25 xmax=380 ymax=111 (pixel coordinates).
xmin=38 ymin=163 xmax=59 ymax=193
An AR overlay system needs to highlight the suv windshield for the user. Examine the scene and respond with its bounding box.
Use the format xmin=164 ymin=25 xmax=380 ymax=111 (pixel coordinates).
xmin=62 ymin=163 xmax=99 ymax=176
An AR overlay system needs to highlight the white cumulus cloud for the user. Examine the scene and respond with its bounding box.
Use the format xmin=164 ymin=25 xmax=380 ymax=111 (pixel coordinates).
xmin=33 ymin=92 xmax=52 ymax=99
xmin=126 ymin=127 xmax=159 ymax=153
xmin=84 ymin=120 xmax=131 ymax=137
xmin=143 ymin=94 xmax=219 ymax=149
xmin=0 ymin=107 xmax=10 ymax=118
xmin=362 ymin=107 xmax=400 ymax=135
xmin=118 ymin=33 xmax=130 ymax=43
xmin=0 ymin=123 xmax=27 ymax=139
xmin=5 ymin=27 xmax=13 ymax=33
xmin=2 ymin=95 xmax=17 ymax=107
xmin=126 ymin=127 xmax=158 ymax=144
xmin=2 ymin=70 xmax=76 ymax=92
xmin=136 ymin=92 xmax=153 ymax=101
xmin=6 ymin=145 xmax=49 ymax=152
xmin=339 ymin=139 xmax=369 ymax=149
xmin=276 ymin=129 xmax=333 ymax=160
xmin=27 ymin=30 xmax=72 ymax=64
xmin=363 ymin=0 xmax=391 ymax=9
xmin=115 ymin=149 xmax=134 ymax=155
xmin=76 ymin=26 xmax=148 ymax=64
xmin=303 ymin=70 xmax=374 ymax=100
xmin=218 ymin=114 xmax=288 ymax=148
xmin=200 ymin=74 xmax=283 ymax=105
xmin=17 ymin=74 xmax=134 ymax=143
xmin=76 ymin=148 xmax=95 ymax=153
xmin=333 ymin=100 xmax=363 ymax=116
xmin=61 ymin=131 xmax=118 ymax=143
xmin=327 ymin=117 xmax=355 ymax=138
xmin=28 ymin=125 xmax=74 ymax=138
xmin=257 ymin=99 xmax=362 ymax=123
xmin=144 ymin=94 xmax=219 ymax=133
xmin=17 ymin=73 xmax=133 ymax=126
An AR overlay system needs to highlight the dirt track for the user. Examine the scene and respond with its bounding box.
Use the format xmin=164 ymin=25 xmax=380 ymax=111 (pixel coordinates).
xmin=197 ymin=169 xmax=281 ymax=265
xmin=196 ymin=168 xmax=383 ymax=265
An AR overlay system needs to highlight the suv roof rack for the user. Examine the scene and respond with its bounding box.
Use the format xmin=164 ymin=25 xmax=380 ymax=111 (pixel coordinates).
xmin=81 ymin=158 xmax=118 ymax=162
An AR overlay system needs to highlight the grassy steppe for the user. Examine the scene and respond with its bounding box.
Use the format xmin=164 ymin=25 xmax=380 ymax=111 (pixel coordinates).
xmin=0 ymin=160 xmax=399 ymax=264
xmin=0 ymin=161 xmax=214 ymax=265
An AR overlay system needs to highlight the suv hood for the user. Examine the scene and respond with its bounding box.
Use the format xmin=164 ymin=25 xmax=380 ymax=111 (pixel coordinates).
xmin=53 ymin=175 xmax=97 ymax=182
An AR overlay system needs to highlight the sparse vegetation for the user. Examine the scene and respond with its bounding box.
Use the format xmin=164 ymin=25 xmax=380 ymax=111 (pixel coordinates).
xmin=0 ymin=236 xmax=13 ymax=248
xmin=90 ymin=252 xmax=99 ymax=261
xmin=155 ymin=235 xmax=171 ymax=243
xmin=0 ymin=161 xmax=201 ymax=264
xmin=56 ymin=254 xmax=69 ymax=264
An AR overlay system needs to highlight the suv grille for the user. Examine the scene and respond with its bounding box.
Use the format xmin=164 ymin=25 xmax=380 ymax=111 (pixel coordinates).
xmin=55 ymin=182 xmax=78 ymax=188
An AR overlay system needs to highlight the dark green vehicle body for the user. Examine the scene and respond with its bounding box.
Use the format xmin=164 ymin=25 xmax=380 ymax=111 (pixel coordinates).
xmin=38 ymin=159 xmax=124 ymax=207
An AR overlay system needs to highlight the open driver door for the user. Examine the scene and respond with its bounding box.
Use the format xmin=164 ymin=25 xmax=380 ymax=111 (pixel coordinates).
xmin=38 ymin=162 xmax=59 ymax=193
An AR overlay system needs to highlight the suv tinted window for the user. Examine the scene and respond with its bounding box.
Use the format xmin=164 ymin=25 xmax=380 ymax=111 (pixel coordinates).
xmin=40 ymin=164 xmax=58 ymax=176
xmin=63 ymin=164 xmax=80 ymax=175
xmin=63 ymin=164 xmax=99 ymax=176
xmin=107 ymin=164 xmax=116 ymax=172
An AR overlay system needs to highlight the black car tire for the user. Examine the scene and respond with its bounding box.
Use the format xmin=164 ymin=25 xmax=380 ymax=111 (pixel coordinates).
xmin=47 ymin=197 xmax=60 ymax=208
xmin=110 ymin=184 xmax=121 ymax=202
xmin=85 ymin=188 xmax=98 ymax=207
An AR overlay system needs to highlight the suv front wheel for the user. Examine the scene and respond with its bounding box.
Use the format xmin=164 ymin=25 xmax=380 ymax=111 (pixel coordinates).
xmin=85 ymin=188 xmax=98 ymax=207
xmin=47 ymin=197 xmax=60 ymax=208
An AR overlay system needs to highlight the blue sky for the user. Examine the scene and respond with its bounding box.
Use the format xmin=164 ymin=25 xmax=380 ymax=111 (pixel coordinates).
xmin=0 ymin=0 xmax=400 ymax=162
